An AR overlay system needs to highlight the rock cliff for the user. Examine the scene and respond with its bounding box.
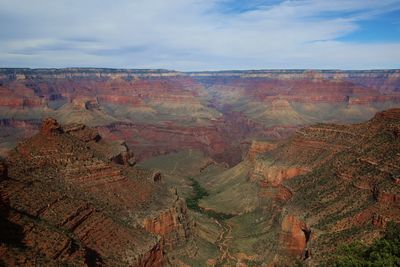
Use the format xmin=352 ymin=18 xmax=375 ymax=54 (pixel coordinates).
xmin=0 ymin=118 xmax=193 ymax=266
xmin=0 ymin=68 xmax=399 ymax=166
xmin=192 ymin=108 xmax=400 ymax=265
xmin=256 ymin=108 xmax=400 ymax=264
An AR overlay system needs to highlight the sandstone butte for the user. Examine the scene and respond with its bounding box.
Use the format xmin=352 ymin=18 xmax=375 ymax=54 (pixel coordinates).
xmin=0 ymin=118 xmax=192 ymax=266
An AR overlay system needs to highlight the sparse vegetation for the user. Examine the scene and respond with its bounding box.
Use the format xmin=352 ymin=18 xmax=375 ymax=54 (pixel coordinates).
xmin=333 ymin=222 xmax=400 ymax=266
xmin=186 ymin=177 xmax=209 ymax=212
xmin=186 ymin=177 xmax=234 ymax=220
xmin=243 ymin=259 xmax=265 ymax=267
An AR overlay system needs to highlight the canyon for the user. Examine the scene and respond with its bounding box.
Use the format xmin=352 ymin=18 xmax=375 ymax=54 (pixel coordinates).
xmin=189 ymin=108 xmax=400 ymax=265
xmin=1 ymin=68 xmax=400 ymax=164
xmin=0 ymin=68 xmax=399 ymax=266
xmin=0 ymin=118 xmax=196 ymax=266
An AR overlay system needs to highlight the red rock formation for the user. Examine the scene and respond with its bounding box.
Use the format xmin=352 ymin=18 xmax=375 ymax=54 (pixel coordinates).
xmin=251 ymin=161 xmax=309 ymax=187
xmin=0 ymin=82 xmax=44 ymax=108
xmin=143 ymin=195 xmax=192 ymax=249
xmin=98 ymin=122 xmax=230 ymax=163
xmin=0 ymin=68 xmax=399 ymax=167
xmin=0 ymin=118 xmax=193 ymax=266
xmin=0 ymin=69 xmax=399 ymax=111
xmin=198 ymin=72 xmax=400 ymax=105
xmin=280 ymin=215 xmax=310 ymax=258
xmin=376 ymin=191 xmax=400 ymax=207
xmin=372 ymin=213 xmax=386 ymax=228
xmin=256 ymin=108 xmax=400 ymax=264
xmin=40 ymin=117 xmax=63 ymax=135
xmin=63 ymin=123 xmax=101 ymax=142
xmin=246 ymin=141 xmax=277 ymax=161
xmin=275 ymin=186 xmax=293 ymax=202
xmin=71 ymin=97 xmax=101 ymax=110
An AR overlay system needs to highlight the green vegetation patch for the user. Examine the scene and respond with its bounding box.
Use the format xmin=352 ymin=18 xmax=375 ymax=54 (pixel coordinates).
xmin=332 ymin=222 xmax=400 ymax=266
xmin=186 ymin=177 xmax=234 ymax=220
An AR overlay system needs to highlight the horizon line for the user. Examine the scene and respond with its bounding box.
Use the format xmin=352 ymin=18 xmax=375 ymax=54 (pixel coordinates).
xmin=1 ymin=67 xmax=400 ymax=73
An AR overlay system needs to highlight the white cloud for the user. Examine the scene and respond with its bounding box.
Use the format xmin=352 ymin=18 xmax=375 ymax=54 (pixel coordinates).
xmin=0 ymin=0 xmax=399 ymax=70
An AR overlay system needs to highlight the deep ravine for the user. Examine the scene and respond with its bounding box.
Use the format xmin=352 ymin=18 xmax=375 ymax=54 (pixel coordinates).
xmin=185 ymin=176 xmax=239 ymax=266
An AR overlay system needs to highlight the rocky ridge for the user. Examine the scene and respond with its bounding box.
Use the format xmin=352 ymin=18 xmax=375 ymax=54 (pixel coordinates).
xmin=190 ymin=108 xmax=400 ymax=265
xmin=253 ymin=109 xmax=400 ymax=264
xmin=0 ymin=118 xmax=193 ymax=266
xmin=1 ymin=68 xmax=400 ymax=166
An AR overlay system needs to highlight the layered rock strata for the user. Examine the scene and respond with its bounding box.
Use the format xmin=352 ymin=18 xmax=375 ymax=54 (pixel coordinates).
xmin=0 ymin=118 xmax=193 ymax=266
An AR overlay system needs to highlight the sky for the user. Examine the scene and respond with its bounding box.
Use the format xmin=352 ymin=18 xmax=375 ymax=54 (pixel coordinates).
xmin=0 ymin=0 xmax=399 ymax=71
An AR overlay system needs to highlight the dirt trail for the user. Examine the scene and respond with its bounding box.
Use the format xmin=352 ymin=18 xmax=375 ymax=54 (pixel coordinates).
xmin=214 ymin=219 xmax=238 ymax=266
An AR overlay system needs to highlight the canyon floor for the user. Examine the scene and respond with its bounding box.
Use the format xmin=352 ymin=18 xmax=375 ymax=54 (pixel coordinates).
xmin=0 ymin=68 xmax=400 ymax=266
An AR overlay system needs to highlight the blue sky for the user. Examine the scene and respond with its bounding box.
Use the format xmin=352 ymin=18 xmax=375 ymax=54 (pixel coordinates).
xmin=339 ymin=9 xmax=400 ymax=43
xmin=0 ymin=0 xmax=399 ymax=70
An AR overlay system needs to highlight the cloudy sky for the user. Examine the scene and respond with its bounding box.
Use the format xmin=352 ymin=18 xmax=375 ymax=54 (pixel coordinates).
xmin=0 ymin=0 xmax=400 ymax=70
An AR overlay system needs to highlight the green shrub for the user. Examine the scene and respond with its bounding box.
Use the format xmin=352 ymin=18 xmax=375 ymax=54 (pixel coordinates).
xmin=185 ymin=177 xmax=233 ymax=220
xmin=333 ymin=222 xmax=400 ymax=266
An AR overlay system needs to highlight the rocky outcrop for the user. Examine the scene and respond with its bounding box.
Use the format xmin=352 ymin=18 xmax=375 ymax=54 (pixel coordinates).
xmin=371 ymin=213 xmax=386 ymax=228
xmin=63 ymin=123 xmax=137 ymax=166
xmin=0 ymin=118 xmax=193 ymax=266
xmin=63 ymin=123 xmax=101 ymax=142
xmin=246 ymin=141 xmax=277 ymax=161
xmin=0 ymin=159 xmax=7 ymax=180
xmin=108 ymin=141 xmax=136 ymax=166
xmin=280 ymin=215 xmax=311 ymax=258
xmin=251 ymin=161 xmax=309 ymax=187
xmin=375 ymin=191 xmax=400 ymax=207
xmin=71 ymin=97 xmax=101 ymax=110
xmin=40 ymin=117 xmax=63 ymax=135
xmin=0 ymin=68 xmax=399 ymax=166
xmin=99 ymin=122 xmax=231 ymax=164
xmin=269 ymin=108 xmax=400 ymax=263
xmin=143 ymin=196 xmax=192 ymax=249
xmin=214 ymin=108 xmax=400 ymax=265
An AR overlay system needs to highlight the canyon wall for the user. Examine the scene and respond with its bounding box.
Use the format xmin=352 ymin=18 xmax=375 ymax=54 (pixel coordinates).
xmin=0 ymin=68 xmax=399 ymax=165
xmin=1 ymin=68 xmax=400 ymax=265
xmin=0 ymin=118 xmax=194 ymax=266
xmin=252 ymin=109 xmax=400 ymax=264
xmin=193 ymin=108 xmax=400 ymax=265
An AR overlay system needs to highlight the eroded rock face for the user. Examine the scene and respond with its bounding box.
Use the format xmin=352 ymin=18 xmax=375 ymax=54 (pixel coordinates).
xmin=372 ymin=213 xmax=386 ymax=228
xmin=40 ymin=117 xmax=63 ymax=135
xmin=264 ymin=108 xmax=400 ymax=263
xmin=108 ymin=141 xmax=136 ymax=166
xmin=63 ymin=123 xmax=137 ymax=166
xmin=98 ymin=122 xmax=232 ymax=164
xmin=225 ymin=108 xmax=399 ymax=265
xmin=251 ymin=161 xmax=309 ymax=187
xmin=0 ymin=118 xmax=193 ymax=266
xmin=1 ymin=68 xmax=400 ymax=166
xmin=0 ymin=159 xmax=7 ymax=180
xmin=246 ymin=141 xmax=277 ymax=161
xmin=143 ymin=197 xmax=192 ymax=249
xmin=63 ymin=123 xmax=101 ymax=142
xmin=280 ymin=215 xmax=310 ymax=257
xmin=376 ymin=191 xmax=400 ymax=207
xmin=71 ymin=97 xmax=101 ymax=110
